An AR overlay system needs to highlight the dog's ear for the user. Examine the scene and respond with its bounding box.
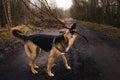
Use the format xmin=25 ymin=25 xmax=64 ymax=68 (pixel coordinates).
xmin=59 ymin=29 xmax=67 ymax=34
xmin=70 ymin=23 xmax=76 ymax=30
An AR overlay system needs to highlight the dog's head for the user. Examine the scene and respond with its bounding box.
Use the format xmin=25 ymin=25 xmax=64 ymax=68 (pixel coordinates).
xmin=60 ymin=23 xmax=88 ymax=42
xmin=60 ymin=23 xmax=78 ymax=39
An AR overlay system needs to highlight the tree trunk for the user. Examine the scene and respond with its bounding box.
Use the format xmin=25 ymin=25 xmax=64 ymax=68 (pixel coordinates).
xmin=1 ymin=0 xmax=8 ymax=27
xmin=1 ymin=0 xmax=12 ymax=27
xmin=7 ymin=0 xmax=12 ymax=27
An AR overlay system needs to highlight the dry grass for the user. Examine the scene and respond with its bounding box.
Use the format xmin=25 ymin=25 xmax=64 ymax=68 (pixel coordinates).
xmin=78 ymin=21 xmax=120 ymax=45
xmin=0 ymin=24 xmax=39 ymax=43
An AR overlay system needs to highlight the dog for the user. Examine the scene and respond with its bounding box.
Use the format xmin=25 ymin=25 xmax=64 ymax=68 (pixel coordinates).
xmin=12 ymin=23 xmax=79 ymax=77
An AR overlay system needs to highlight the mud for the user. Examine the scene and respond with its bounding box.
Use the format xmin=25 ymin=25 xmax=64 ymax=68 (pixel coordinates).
xmin=0 ymin=23 xmax=120 ymax=80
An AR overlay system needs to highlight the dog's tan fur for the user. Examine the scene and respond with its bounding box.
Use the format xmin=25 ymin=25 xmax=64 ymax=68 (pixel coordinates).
xmin=12 ymin=26 xmax=78 ymax=77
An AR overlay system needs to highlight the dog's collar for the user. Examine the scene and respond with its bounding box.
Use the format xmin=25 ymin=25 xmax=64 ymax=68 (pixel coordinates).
xmin=55 ymin=46 xmax=67 ymax=54
xmin=52 ymin=36 xmax=68 ymax=54
xmin=52 ymin=36 xmax=62 ymax=52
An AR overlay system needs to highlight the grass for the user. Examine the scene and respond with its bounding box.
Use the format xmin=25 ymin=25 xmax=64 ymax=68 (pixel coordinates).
xmin=78 ymin=21 xmax=120 ymax=46
xmin=0 ymin=24 xmax=42 ymax=43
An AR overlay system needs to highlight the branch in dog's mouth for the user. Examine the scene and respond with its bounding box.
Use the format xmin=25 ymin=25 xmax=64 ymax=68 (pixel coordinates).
xmin=75 ymin=32 xmax=88 ymax=43
xmin=63 ymin=26 xmax=70 ymax=29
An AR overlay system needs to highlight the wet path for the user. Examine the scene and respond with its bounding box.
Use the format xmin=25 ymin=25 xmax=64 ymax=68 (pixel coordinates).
xmin=0 ymin=23 xmax=120 ymax=80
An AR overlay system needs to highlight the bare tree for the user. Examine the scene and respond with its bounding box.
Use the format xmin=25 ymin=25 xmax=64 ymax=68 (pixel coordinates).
xmin=0 ymin=0 xmax=12 ymax=27
xmin=2 ymin=0 xmax=10 ymax=27
xmin=22 ymin=0 xmax=64 ymax=26
xmin=70 ymin=0 xmax=120 ymax=27
xmin=0 ymin=0 xmax=65 ymax=27
xmin=7 ymin=0 xmax=12 ymax=26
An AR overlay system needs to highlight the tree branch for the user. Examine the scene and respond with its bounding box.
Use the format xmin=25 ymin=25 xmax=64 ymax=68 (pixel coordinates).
xmin=23 ymin=0 xmax=65 ymax=26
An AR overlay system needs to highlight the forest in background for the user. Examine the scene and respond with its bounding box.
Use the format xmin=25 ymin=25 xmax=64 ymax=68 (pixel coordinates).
xmin=0 ymin=0 xmax=120 ymax=28
xmin=0 ymin=0 xmax=68 ymax=28
xmin=70 ymin=0 xmax=120 ymax=27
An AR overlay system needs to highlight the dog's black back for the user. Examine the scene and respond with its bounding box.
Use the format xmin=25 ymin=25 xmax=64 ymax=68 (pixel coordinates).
xmin=12 ymin=29 xmax=68 ymax=52
xmin=27 ymin=34 xmax=54 ymax=51
xmin=27 ymin=34 xmax=65 ymax=52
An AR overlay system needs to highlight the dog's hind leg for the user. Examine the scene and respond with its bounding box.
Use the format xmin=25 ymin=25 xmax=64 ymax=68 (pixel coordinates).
xmin=24 ymin=42 xmax=38 ymax=74
xmin=33 ymin=47 xmax=40 ymax=69
xmin=61 ymin=55 xmax=71 ymax=70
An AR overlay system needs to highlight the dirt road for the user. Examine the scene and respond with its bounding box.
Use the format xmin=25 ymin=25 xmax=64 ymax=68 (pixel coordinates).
xmin=0 ymin=23 xmax=120 ymax=80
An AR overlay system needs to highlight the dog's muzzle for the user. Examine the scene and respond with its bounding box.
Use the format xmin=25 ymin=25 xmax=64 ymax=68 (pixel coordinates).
xmin=69 ymin=29 xmax=88 ymax=43
xmin=63 ymin=23 xmax=88 ymax=43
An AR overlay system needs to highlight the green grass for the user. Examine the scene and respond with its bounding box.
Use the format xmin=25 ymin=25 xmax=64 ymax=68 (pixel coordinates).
xmin=0 ymin=28 xmax=13 ymax=43
xmin=78 ymin=21 xmax=120 ymax=45
xmin=0 ymin=24 xmax=42 ymax=43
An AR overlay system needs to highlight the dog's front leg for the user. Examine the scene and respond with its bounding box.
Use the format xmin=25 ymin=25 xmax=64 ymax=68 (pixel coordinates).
xmin=61 ymin=55 xmax=71 ymax=70
xmin=47 ymin=56 xmax=55 ymax=77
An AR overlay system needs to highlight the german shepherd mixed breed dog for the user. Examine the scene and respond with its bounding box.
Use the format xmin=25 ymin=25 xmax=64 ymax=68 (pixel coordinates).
xmin=12 ymin=23 xmax=87 ymax=77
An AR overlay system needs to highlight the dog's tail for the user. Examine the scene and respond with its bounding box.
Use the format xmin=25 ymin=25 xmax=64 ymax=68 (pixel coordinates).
xmin=12 ymin=29 xmax=27 ymax=41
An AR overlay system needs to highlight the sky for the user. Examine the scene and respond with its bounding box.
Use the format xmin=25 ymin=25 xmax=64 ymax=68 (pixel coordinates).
xmin=54 ymin=0 xmax=73 ymax=10
xmin=31 ymin=0 xmax=73 ymax=10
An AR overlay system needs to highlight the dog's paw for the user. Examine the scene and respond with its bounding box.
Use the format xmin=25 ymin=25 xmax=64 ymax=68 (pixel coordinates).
xmin=34 ymin=65 xmax=39 ymax=69
xmin=67 ymin=66 xmax=71 ymax=70
xmin=61 ymin=53 xmax=65 ymax=55
xmin=49 ymin=73 xmax=54 ymax=77
xmin=52 ymin=64 xmax=56 ymax=67
xmin=32 ymin=69 xmax=38 ymax=74
xmin=48 ymin=73 xmax=54 ymax=77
